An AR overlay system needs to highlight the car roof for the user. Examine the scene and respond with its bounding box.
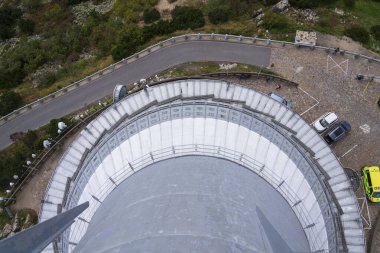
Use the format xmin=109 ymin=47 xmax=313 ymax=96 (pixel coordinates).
xmin=340 ymin=120 xmax=351 ymax=131
xmin=368 ymin=167 xmax=380 ymax=188
xmin=325 ymin=112 xmax=338 ymax=122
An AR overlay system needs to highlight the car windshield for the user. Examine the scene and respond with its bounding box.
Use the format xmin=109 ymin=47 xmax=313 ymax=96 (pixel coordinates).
xmin=373 ymin=192 xmax=380 ymax=198
xmin=320 ymin=118 xmax=328 ymax=127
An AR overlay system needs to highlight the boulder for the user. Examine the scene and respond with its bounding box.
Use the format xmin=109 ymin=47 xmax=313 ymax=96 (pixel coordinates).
xmin=272 ymin=0 xmax=289 ymax=13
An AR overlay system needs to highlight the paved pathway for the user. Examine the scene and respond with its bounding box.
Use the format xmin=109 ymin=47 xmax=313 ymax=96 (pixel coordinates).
xmin=0 ymin=41 xmax=271 ymax=150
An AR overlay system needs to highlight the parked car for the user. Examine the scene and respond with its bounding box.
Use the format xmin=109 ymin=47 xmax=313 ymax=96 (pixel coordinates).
xmin=268 ymin=92 xmax=292 ymax=109
xmin=362 ymin=166 xmax=380 ymax=202
xmin=323 ymin=121 xmax=351 ymax=144
xmin=312 ymin=112 xmax=338 ymax=133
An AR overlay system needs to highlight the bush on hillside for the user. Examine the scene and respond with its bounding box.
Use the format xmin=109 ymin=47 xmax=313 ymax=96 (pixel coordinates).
xmin=171 ymin=6 xmax=205 ymax=30
xmin=344 ymin=0 xmax=355 ymax=8
xmin=111 ymin=26 xmax=144 ymax=61
xmin=0 ymin=6 xmax=22 ymax=40
xmin=370 ymin=25 xmax=380 ymax=40
xmin=208 ymin=6 xmax=232 ymax=24
xmin=262 ymin=12 xmax=289 ymax=30
xmin=18 ymin=19 xmax=35 ymax=35
xmin=345 ymin=26 xmax=370 ymax=44
xmin=143 ymin=8 xmax=160 ymax=23
xmin=0 ymin=91 xmax=23 ymax=117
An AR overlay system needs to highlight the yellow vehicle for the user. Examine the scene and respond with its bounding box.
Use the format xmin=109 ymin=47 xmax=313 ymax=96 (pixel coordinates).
xmin=362 ymin=166 xmax=380 ymax=202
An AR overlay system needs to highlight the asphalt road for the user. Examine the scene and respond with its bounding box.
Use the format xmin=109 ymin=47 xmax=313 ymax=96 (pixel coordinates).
xmin=0 ymin=41 xmax=271 ymax=150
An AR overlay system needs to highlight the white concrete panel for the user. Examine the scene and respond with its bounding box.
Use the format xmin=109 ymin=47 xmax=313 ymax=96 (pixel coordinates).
xmin=245 ymin=90 xmax=255 ymax=106
xmin=213 ymin=81 xmax=222 ymax=98
xmin=232 ymin=86 xmax=243 ymax=101
xmin=256 ymin=96 xmax=269 ymax=112
xmin=97 ymin=115 xmax=111 ymax=130
xmin=194 ymin=80 xmax=201 ymax=96
xmin=180 ymin=81 xmax=188 ymax=97
xmin=279 ymin=110 xmax=294 ymax=125
xmin=213 ymin=120 xmax=228 ymax=148
xmin=160 ymin=121 xmax=173 ymax=149
xmin=219 ymin=83 xmax=228 ymax=99
xmin=255 ymin=136 xmax=270 ymax=165
xmin=149 ymin=124 xmax=162 ymax=152
xmin=128 ymin=134 xmax=143 ymax=161
xmin=226 ymin=84 xmax=234 ymax=100
xmin=187 ymin=80 xmax=194 ymax=97
xmin=152 ymin=86 xmax=163 ymax=102
xmin=204 ymin=118 xmax=217 ymax=146
xmin=193 ymin=118 xmax=205 ymax=145
xmin=234 ymin=126 xmax=249 ymax=154
xmin=262 ymin=99 xmax=275 ymax=114
xmin=119 ymin=99 xmax=133 ymax=115
xmin=159 ymin=85 xmax=169 ymax=101
xmin=274 ymin=106 xmax=287 ymax=121
xmin=244 ymin=131 xmax=261 ymax=161
xmin=104 ymin=111 xmax=116 ymax=126
xmin=171 ymin=119 xmax=183 ymax=146
xmin=272 ymin=150 xmax=290 ymax=177
xmin=250 ymin=92 xmax=262 ymax=109
xmin=225 ymin=122 xmax=239 ymax=152
xmin=182 ymin=118 xmax=194 ymax=145
xmin=264 ymin=143 xmax=280 ymax=171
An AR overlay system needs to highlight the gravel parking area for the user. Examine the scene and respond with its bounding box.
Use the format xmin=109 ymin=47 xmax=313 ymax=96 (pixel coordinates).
xmin=222 ymin=42 xmax=380 ymax=249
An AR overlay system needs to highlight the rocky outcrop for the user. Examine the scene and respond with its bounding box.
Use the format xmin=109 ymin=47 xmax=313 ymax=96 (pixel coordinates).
xmin=272 ymin=0 xmax=289 ymax=13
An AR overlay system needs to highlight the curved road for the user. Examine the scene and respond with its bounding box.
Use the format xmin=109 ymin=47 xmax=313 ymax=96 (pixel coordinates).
xmin=0 ymin=41 xmax=271 ymax=149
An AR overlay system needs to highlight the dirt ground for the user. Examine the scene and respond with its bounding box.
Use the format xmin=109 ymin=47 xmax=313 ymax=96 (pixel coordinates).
xmin=11 ymin=132 xmax=80 ymax=214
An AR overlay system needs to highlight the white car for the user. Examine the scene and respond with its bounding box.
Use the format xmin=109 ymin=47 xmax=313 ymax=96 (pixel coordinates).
xmin=312 ymin=112 xmax=338 ymax=133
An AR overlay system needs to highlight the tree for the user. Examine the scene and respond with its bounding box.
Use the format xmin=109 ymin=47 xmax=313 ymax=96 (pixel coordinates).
xmin=143 ymin=8 xmax=160 ymax=24
xmin=345 ymin=26 xmax=370 ymax=44
xmin=208 ymin=6 xmax=231 ymax=24
xmin=0 ymin=91 xmax=23 ymax=116
xmin=112 ymin=26 xmax=145 ymax=61
xmin=171 ymin=6 xmax=205 ymax=30
xmin=0 ymin=6 xmax=22 ymax=40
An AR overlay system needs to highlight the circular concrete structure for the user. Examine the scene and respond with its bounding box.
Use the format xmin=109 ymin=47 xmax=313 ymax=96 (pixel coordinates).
xmin=40 ymin=78 xmax=365 ymax=253
xmin=74 ymin=157 xmax=310 ymax=253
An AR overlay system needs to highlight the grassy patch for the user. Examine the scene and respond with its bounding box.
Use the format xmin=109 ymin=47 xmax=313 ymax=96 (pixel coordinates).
xmin=156 ymin=62 xmax=275 ymax=79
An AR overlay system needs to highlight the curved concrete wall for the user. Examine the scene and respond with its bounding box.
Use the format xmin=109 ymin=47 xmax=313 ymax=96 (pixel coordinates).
xmin=40 ymin=79 xmax=364 ymax=253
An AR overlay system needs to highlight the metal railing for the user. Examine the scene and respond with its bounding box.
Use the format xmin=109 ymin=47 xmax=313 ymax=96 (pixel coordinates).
xmin=1 ymin=33 xmax=379 ymax=126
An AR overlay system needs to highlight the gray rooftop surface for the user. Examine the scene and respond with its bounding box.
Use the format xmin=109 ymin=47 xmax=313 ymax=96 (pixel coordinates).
xmin=73 ymin=156 xmax=310 ymax=253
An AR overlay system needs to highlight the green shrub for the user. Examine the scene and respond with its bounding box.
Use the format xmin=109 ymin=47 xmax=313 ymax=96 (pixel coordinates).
xmin=143 ymin=8 xmax=160 ymax=23
xmin=289 ymin=0 xmax=336 ymax=8
xmin=262 ymin=12 xmax=289 ymax=30
xmin=344 ymin=26 xmax=370 ymax=44
xmin=0 ymin=91 xmax=23 ymax=116
xmin=21 ymin=0 xmax=42 ymax=12
xmin=208 ymin=6 xmax=231 ymax=24
xmin=171 ymin=6 xmax=205 ymax=30
xmin=111 ymin=26 xmax=144 ymax=61
xmin=344 ymin=0 xmax=355 ymax=8
xmin=0 ymin=6 xmax=22 ymax=40
xmin=370 ymin=25 xmax=380 ymax=40
xmin=18 ymin=19 xmax=35 ymax=35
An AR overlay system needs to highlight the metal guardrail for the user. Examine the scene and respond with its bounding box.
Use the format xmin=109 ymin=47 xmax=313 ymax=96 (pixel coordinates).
xmin=1 ymin=33 xmax=379 ymax=126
